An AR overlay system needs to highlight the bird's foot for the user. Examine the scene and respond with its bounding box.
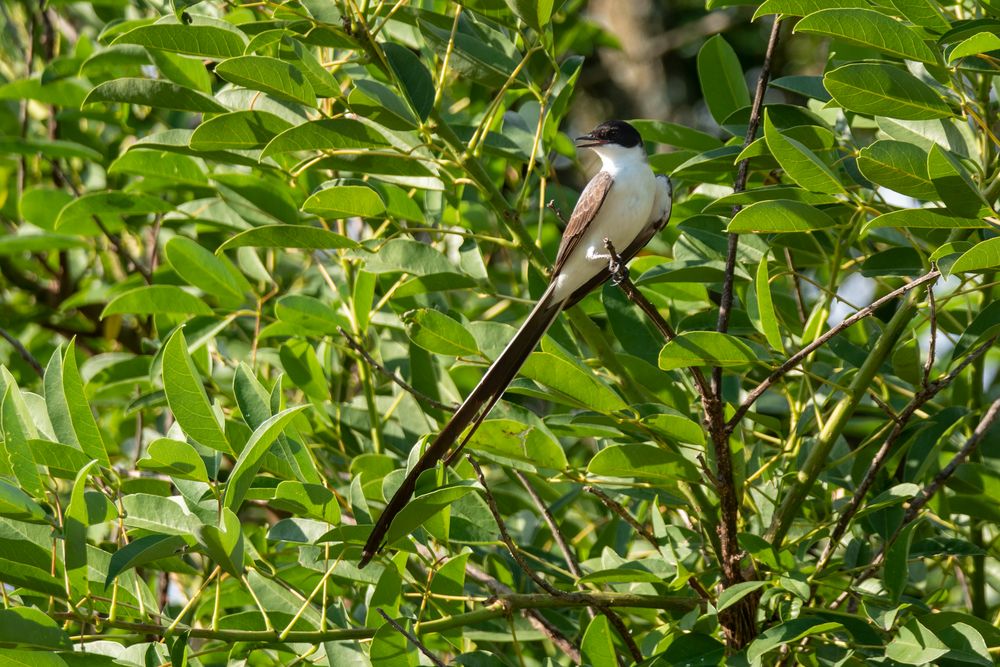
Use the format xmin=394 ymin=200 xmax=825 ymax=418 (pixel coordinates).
xmin=611 ymin=263 xmax=629 ymax=285
xmin=603 ymin=237 xmax=628 ymax=285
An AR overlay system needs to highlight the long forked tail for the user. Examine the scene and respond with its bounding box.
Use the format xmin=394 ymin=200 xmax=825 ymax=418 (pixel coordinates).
xmin=359 ymin=288 xmax=565 ymax=566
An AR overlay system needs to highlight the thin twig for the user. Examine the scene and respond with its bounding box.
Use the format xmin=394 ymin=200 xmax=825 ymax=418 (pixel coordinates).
xmin=376 ymin=609 xmax=446 ymax=666
xmin=585 ymin=486 xmax=658 ymax=546
xmin=414 ymin=542 xmax=584 ymax=662
xmin=716 ymin=17 xmax=784 ymax=352
xmin=469 ymin=455 xmax=570 ymax=597
xmin=904 ymin=396 xmax=1000 ymax=523
xmin=601 ymin=238 xmax=712 ymax=402
xmin=514 ymin=472 xmax=585 ymax=581
xmin=0 ymin=327 xmax=43 ymax=377
xmin=726 ymin=270 xmax=941 ymax=432
xmin=468 ymin=456 xmax=643 ymax=662
xmin=816 ymin=337 xmax=996 ymax=571
xmin=338 ymin=326 xmax=455 ymax=412
xmin=784 ymin=248 xmax=808 ymax=324
xmin=837 ymin=396 xmax=1000 ymax=604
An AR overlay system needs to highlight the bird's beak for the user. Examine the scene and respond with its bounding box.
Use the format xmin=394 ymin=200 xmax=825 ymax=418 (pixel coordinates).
xmin=575 ymin=133 xmax=607 ymax=149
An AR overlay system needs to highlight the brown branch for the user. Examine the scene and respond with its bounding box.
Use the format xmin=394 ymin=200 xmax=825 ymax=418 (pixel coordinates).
xmin=784 ymin=248 xmax=808 ymax=324
xmin=376 ymin=609 xmax=446 ymax=667
xmin=716 ymin=17 xmax=783 ymax=371
xmin=585 ymin=485 xmax=658 ymax=547
xmin=515 ymin=472 xmax=585 ymax=581
xmin=468 ymin=456 xmax=643 ymax=663
xmin=837 ymin=396 xmax=1000 ymax=603
xmin=726 ymin=270 xmax=941 ymax=433
xmin=586 ymin=485 xmax=711 ymax=602
xmin=601 ymin=238 xmax=712 ymax=403
xmin=903 ymin=396 xmax=1000 ymax=523
xmin=338 ymin=326 xmax=455 ymax=412
xmin=414 ymin=543 xmax=584 ymax=663
xmin=816 ymin=337 xmax=996 ymax=571
xmin=0 ymin=326 xmax=43 ymax=377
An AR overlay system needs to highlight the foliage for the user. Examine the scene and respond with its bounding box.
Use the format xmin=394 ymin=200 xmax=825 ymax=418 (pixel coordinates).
xmin=0 ymin=0 xmax=999 ymax=664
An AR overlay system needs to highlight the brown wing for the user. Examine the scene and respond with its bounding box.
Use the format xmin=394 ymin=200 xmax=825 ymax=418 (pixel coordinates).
xmin=552 ymin=170 xmax=614 ymax=276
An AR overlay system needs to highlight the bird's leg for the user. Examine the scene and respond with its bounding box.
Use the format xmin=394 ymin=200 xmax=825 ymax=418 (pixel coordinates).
xmin=602 ymin=237 xmax=629 ymax=285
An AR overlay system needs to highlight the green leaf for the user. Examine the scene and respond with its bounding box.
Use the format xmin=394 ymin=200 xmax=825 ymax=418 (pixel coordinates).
xmin=357 ymin=239 xmax=463 ymax=276
xmin=269 ymin=481 xmax=340 ymax=523
xmin=951 ymin=301 xmax=1000 ymax=361
xmin=521 ymin=351 xmax=627 ymax=413
xmin=105 ymin=534 xmax=186 ymax=588
xmin=162 ymin=329 xmax=231 ymax=453
xmin=165 ymin=236 xmax=245 ymax=303
xmin=44 ymin=342 xmax=110 ymax=466
xmin=866 ymin=208 xmax=988 ymax=230
xmin=629 ymin=119 xmax=723 ymax=151
xmin=121 ymin=493 xmax=203 ymax=536
xmin=404 ymin=309 xmax=479 ymax=357
xmin=466 ymin=419 xmax=569 ymax=471
xmin=261 ymin=118 xmax=391 ymax=158
xmin=65 ymin=459 xmax=99 ymax=597
xmin=587 ymin=444 xmax=701 ymax=483
xmin=0 ymin=608 xmax=72 ymax=649
xmin=1 ymin=380 xmax=44 ymax=496
xmin=643 ymin=412 xmax=706 ymax=446
xmin=885 ymin=519 xmax=920 ymax=603
xmin=824 ymin=63 xmax=951 ymax=120
xmin=697 ymin=35 xmax=750 ymax=125
xmin=303 ymin=184 xmax=386 ymax=219
xmin=137 ymin=438 xmax=209 ymax=482
xmin=83 ymin=78 xmax=227 ymax=112
xmin=382 ymin=483 xmax=477 ymax=548
xmin=0 ymin=479 xmax=47 ymax=523
xmin=383 ymin=43 xmax=434 ymax=122
xmin=889 ymin=0 xmax=951 ymax=32
xmin=102 ymin=285 xmax=212 ymax=317
xmin=754 ymin=0 xmax=868 ymax=19
xmin=113 ymin=23 xmax=247 ymax=58
xmin=749 ymin=620 xmax=844 ymax=661
xmin=927 ymin=144 xmax=988 ymax=218
xmin=224 ymin=405 xmax=309 ymax=510
xmin=0 ymin=136 xmax=102 ymax=162
xmin=716 ymin=580 xmax=770 ymax=612
xmin=754 ymin=254 xmax=784 ymax=352
xmin=108 ymin=149 xmax=207 ymax=185
xmin=55 ymin=191 xmax=173 ymax=236
xmin=857 ymin=140 xmax=938 ymax=200
xmin=581 ymin=615 xmax=616 ymax=667
xmin=658 ymin=633 xmax=726 ymax=667
xmin=274 ymin=294 xmax=351 ymax=334
xmin=197 ymin=506 xmax=244 ymax=577
xmin=948 ymin=32 xmax=1000 ymax=62
xmin=214 ymin=55 xmax=316 ymax=107
xmin=659 ymin=331 xmax=758 ymax=370
xmin=795 ymin=9 xmax=938 ymax=64
xmin=728 ymin=200 xmax=837 ymax=233
xmin=217 ymin=224 xmax=359 ymax=252
xmin=886 ymin=619 xmax=950 ymax=664
xmin=189 ymin=110 xmax=292 ymax=151
xmin=763 ymin=112 xmax=845 ymax=194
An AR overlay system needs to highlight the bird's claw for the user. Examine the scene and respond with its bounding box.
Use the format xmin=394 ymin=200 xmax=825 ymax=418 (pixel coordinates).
xmin=610 ymin=261 xmax=629 ymax=285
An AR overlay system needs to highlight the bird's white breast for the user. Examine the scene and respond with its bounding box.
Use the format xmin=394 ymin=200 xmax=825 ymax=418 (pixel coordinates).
xmin=552 ymin=152 xmax=656 ymax=300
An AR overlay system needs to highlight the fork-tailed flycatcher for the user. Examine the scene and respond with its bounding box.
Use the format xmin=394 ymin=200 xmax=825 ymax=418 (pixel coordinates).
xmin=359 ymin=120 xmax=672 ymax=567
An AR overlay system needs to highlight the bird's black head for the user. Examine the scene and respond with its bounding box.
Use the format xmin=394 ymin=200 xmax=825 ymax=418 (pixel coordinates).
xmin=576 ymin=120 xmax=643 ymax=149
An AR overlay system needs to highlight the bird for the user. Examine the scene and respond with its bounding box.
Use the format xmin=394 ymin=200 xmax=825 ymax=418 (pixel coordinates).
xmin=359 ymin=119 xmax=673 ymax=567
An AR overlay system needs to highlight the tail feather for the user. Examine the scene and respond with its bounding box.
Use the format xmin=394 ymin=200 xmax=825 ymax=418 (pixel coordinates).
xmin=359 ymin=289 xmax=564 ymax=566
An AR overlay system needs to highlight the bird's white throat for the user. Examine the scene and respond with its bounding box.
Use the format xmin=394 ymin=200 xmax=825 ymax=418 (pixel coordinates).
xmin=589 ymin=143 xmax=647 ymax=175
